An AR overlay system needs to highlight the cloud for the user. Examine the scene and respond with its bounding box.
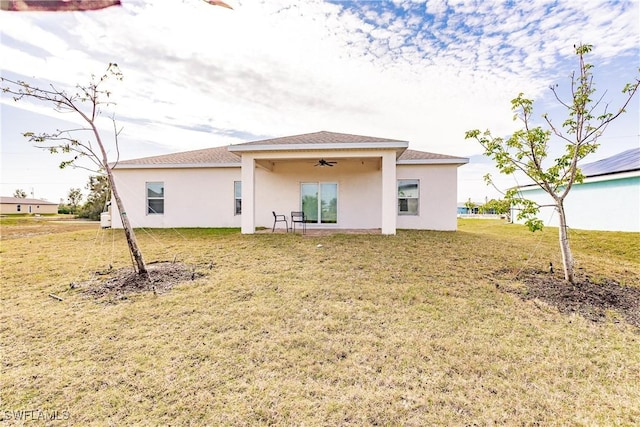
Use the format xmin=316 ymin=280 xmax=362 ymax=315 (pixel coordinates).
xmin=1 ymin=0 xmax=638 ymax=202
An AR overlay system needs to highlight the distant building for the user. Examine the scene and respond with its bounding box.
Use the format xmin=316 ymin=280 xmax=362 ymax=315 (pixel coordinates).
xmin=0 ymin=197 xmax=58 ymax=215
xmin=513 ymin=148 xmax=640 ymax=232
xmin=457 ymin=202 xmax=481 ymax=215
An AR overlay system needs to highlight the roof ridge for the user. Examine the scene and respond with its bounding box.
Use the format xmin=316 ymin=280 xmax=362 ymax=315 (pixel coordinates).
xmin=234 ymin=130 xmax=408 ymax=146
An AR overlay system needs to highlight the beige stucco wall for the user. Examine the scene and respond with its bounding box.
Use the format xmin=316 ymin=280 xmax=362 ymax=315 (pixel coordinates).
xmin=110 ymin=167 xmax=242 ymax=228
xmin=110 ymin=158 xmax=460 ymax=231
xmin=0 ymin=202 xmax=58 ymax=214
xmin=253 ymin=158 xmax=383 ymax=229
xmin=397 ymin=164 xmax=459 ymax=231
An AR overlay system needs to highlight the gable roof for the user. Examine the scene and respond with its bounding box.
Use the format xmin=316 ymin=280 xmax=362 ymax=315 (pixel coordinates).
xmin=1 ymin=197 xmax=57 ymax=205
xmin=580 ymin=148 xmax=640 ymax=177
xmin=228 ymin=130 xmax=408 ymax=152
xmin=233 ymin=130 xmax=406 ymax=146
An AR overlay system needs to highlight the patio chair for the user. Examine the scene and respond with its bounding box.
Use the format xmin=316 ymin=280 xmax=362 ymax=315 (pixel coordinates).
xmin=272 ymin=211 xmax=288 ymax=232
xmin=290 ymin=211 xmax=306 ymax=234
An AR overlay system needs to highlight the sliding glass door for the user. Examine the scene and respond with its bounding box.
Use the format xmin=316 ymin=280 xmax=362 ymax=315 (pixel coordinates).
xmin=301 ymin=183 xmax=337 ymax=224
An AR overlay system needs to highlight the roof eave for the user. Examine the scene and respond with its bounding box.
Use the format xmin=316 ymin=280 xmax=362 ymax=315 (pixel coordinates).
xmin=227 ymin=141 xmax=409 ymax=152
xmin=397 ymin=158 xmax=469 ymax=165
xmin=517 ymin=169 xmax=640 ymax=190
xmin=112 ymin=163 xmax=240 ymax=169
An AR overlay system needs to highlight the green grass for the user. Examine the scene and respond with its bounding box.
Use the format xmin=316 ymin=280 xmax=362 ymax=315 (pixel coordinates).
xmin=1 ymin=219 xmax=639 ymax=425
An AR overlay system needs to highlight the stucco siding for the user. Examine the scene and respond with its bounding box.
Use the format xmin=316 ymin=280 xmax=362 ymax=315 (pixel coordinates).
xmin=111 ymin=167 xmax=242 ymax=228
xmin=110 ymin=155 xmax=462 ymax=231
xmin=516 ymin=175 xmax=640 ymax=232
xmin=0 ymin=202 xmax=58 ymax=214
xmin=253 ymin=159 xmax=382 ymax=229
xmin=397 ymin=164 xmax=459 ymax=230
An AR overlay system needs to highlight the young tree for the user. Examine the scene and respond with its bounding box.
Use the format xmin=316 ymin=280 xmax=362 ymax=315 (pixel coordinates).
xmin=1 ymin=64 xmax=148 ymax=275
xmin=13 ymin=189 xmax=27 ymax=198
xmin=464 ymin=199 xmax=477 ymax=215
xmin=67 ymin=188 xmax=83 ymax=215
xmin=480 ymin=199 xmax=511 ymax=220
xmin=466 ymin=44 xmax=639 ymax=284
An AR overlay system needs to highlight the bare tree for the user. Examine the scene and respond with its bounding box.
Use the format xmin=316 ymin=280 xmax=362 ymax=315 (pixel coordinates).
xmin=466 ymin=44 xmax=639 ymax=283
xmin=2 ymin=64 xmax=148 ymax=274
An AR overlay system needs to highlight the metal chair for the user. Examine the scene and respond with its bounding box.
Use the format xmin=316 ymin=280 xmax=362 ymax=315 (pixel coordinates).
xmin=272 ymin=211 xmax=288 ymax=232
xmin=290 ymin=211 xmax=306 ymax=234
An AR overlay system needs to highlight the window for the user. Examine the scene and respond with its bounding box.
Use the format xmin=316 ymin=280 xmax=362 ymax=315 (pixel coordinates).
xmin=398 ymin=179 xmax=419 ymax=215
xmin=234 ymin=181 xmax=242 ymax=215
xmin=301 ymin=182 xmax=337 ymax=224
xmin=146 ymin=182 xmax=164 ymax=214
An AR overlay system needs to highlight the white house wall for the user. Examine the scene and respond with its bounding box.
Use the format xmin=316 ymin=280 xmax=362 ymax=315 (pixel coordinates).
xmin=111 ymin=158 xmax=461 ymax=231
xmin=515 ymin=175 xmax=640 ymax=232
xmin=253 ymin=158 xmax=382 ymax=229
xmin=397 ymin=164 xmax=459 ymax=231
xmin=111 ymin=167 xmax=242 ymax=228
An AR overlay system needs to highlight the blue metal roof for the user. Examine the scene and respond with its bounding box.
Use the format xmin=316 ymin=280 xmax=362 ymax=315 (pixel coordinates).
xmin=580 ymin=147 xmax=640 ymax=177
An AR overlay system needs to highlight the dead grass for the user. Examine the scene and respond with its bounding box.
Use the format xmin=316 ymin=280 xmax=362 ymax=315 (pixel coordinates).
xmin=0 ymin=215 xmax=97 ymax=240
xmin=1 ymin=219 xmax=639 ymax=425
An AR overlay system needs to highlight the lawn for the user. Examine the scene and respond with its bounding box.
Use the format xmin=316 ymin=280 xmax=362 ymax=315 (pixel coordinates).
xmin=1 ymin=219 xmax=639 ymax=425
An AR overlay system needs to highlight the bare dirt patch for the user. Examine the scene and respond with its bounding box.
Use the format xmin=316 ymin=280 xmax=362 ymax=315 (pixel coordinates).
xmin=81 ymin=261 xmax=205 ymax=299
xmin=497 ymin=269 xmax=640 ymax=328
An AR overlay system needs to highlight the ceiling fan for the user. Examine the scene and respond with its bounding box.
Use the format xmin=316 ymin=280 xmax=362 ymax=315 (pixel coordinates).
xmin=315 ymin=159 xmax=337 ymax=167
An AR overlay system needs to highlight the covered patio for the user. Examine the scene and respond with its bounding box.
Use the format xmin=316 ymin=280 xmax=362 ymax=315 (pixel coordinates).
xmin=229 ymin=139 xmax=406 ymax=235
xmin=257 ymin=227 xmax=382 ymax=236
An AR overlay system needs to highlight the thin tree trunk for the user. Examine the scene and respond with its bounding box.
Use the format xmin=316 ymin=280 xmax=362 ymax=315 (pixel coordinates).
xmin=556 ymin=201 xmax=574 ymax=284
xmin=91 ymin=120 xmax=148 ymax=275
xmin=105 ymin=165 xmax=147 ymax=275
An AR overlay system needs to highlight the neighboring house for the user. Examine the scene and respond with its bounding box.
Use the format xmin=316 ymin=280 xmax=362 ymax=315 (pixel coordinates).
xmin=110 ymin=131 xmax=469 ymax=234
xmin=0 ymin=197 xmax=58 ymax=215
xmin=457 ymin=202 xmax=501 ymax=217
xmin=457 ymin=202 xmax=481 ymax=215
xmin=513 ymin=148 xmax=640 ymax=232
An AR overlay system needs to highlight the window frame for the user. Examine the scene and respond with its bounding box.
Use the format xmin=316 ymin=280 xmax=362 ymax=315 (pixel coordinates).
xmin=234 ymin=181 xmax=242 ymax=215
xmin=397 ymin=179 xmax=419 ymax=216
xmin=146 ymin=182 xmax=165 ymax=215
xmin=300 ymin=182 xmax=338 ymax=224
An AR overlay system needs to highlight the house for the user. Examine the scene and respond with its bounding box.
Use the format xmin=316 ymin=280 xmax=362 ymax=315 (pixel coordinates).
xmin=110 ymin=131 xmax=469 ymax=234
xmin=457 ymin=201 xmax=481 ymax=215
xmin=513 ymin=148 xmax=640 ymax=232
xmin=0 ymin=197 xmax=58 ymax=215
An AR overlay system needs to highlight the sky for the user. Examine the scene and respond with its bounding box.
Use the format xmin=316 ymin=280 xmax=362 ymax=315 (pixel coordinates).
xmin=1 ymin=0 xmax=638 ymax=204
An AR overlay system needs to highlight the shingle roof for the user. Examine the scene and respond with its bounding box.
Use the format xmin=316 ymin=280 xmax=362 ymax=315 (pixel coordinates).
xmin=398 ymin=149 xmax=468 ymax=162
xmin=580 ymin=148 xmax=640 ymax=177
xmin=115 ymin=146 xmax=240 ymax=166
xmin=234 ymin=130 xmax=407 ymax=147
xmin=0 ymin=197 xmax=57 ymax=205
xmin=113 ymin=131 xmax=468 ymax=167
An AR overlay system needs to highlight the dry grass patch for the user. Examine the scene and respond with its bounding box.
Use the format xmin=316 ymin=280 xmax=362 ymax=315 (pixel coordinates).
xmin=0 ymin=215 xmax=97 ymax=240
xmin=1 ymin=220 xmax=639 ymax=425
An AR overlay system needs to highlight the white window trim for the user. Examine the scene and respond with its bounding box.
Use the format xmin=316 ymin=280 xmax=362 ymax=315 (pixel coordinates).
xmin=300 ymin=182 xmax=339 ymax=225
xmin=146 ymin=182 xmax=164 ymax=215
xmin=234 ymin=181 xmax=242 ymax=215
xmin=398 ymin=179 xmax=419 ymax=216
